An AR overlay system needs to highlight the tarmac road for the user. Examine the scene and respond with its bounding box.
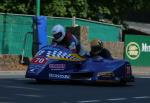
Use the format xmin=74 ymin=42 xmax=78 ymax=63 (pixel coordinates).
xmin=0 ymin=71 xmax=150 ymax=103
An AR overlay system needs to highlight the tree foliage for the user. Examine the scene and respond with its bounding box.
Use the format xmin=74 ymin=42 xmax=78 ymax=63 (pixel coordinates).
xmin=0 ymin=0 xmax=149 ymax=24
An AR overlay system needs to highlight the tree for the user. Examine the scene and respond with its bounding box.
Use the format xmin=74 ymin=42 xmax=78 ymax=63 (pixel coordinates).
xmin=0 ymin=0 xmax=149 ymax=24
xmin=0 ymin=0 xmax=35 ymax=14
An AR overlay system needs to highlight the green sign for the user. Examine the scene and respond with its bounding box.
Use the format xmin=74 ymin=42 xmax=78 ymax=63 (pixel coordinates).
xmin=125 ymin=35 xmax=150 ymax=66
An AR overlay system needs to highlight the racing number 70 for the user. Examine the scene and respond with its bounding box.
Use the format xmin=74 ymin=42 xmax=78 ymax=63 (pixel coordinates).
xmin=32 ymin=57 xmax=47 ymax=64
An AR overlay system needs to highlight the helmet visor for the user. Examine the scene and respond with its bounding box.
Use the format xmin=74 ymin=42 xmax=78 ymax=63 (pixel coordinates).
xmin=53 ymin=32 xmax=63 ymax=40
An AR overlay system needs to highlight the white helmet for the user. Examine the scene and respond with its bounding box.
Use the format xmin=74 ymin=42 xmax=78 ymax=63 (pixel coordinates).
xmin=51 ymin=24 xmax=66 ymax=42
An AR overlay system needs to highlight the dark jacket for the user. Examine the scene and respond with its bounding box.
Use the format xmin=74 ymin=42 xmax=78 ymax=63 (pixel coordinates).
xmin=90 ymin=48 xmax=113 ymax=60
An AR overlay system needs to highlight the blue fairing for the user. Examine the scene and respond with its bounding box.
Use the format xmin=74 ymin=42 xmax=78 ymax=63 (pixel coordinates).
xmin=81 ymin=58 xmax=127 ymax=72
xmin=26 ymin=45 xmax=134 ymax=83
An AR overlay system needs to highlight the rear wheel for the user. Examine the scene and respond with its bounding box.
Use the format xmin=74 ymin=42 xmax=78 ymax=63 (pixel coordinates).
xmin=36 ymin=79 xmax=49 ymax=83
xmin=118 ymin=80 xmax=127 ymax=86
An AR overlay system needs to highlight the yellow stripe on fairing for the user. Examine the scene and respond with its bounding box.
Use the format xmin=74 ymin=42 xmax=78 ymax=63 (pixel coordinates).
xmin=48 ymin=53 xmax=86 ymax=61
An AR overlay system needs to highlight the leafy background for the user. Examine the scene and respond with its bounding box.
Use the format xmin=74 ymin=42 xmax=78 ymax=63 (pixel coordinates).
xmin=0 ymin=0 xmax=150 ymax=24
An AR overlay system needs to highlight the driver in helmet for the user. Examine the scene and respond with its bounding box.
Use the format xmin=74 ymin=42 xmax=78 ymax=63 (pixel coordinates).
xmin=51 ymin=24 xmax=80 ymax=53
xmin=90 ymin=39 xmax=113 ymax=59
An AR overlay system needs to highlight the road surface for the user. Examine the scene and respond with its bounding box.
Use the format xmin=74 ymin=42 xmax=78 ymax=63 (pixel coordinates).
xmin=0 ymin=73 xmax=150 ymax=103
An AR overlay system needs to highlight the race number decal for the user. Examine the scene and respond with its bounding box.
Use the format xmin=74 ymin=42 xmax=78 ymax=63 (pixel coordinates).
xmin=31 ymin=57 xmax=47 ymax=64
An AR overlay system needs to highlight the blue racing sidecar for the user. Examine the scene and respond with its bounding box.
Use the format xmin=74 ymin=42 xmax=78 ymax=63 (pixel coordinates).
xmin=25 ymin=45 xmax=134 ymax=85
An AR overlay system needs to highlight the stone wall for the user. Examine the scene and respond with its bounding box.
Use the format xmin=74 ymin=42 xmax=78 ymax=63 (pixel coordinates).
xmin=0 ymin=55 xmax=27 ymax=71
xmin=104 ymin=42 xmax=124 ymax=59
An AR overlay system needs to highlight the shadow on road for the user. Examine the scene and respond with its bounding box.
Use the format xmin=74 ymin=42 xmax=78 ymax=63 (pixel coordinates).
xmin=26 ymin=79 xmax=135 ymax=87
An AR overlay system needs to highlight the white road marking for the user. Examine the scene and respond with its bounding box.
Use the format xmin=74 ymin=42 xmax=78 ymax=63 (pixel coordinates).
xmin=107 ymin=98 xmax=127 ymax=101
xmin=0 ymin=102 xmax=14 ymax=103
xmin=0 ymin=97 xmax=10 ymax=99
xmin=5 ymin=85 xmax=40 ymax=91
xmin=16 ymin=94 xmax=42 ymax=98
xmin=77 ymin=100 xmax=100 ymax=103
xmin=66 ymin=95 xmax=150 ymax=103
xmin=132 ymin=96 xmax=150 ymax=99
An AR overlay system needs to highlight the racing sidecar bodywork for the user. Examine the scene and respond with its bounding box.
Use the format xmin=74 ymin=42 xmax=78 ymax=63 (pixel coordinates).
xmin=25 ymin=45 xmax=134 ymax=84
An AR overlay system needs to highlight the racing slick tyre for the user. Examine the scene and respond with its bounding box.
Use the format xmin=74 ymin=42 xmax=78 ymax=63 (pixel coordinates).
xmin=36 ymin=79 xmax=49 ymax=84
xmin=118 ymin=80 xmax=127 ymax=86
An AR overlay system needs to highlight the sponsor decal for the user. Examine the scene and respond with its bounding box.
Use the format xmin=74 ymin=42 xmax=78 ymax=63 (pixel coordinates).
xmin=141 ymin=43 xmax=150 ymax=52
xmin=49 ymin=64 xmax=66 ymax=70
xmin=49 ymin=74 xmax=70 ymax=79
xmin=126 ymin=42 xmax=150 ymax=60
xmin=126 ymin=42 xmax=140 ymax=60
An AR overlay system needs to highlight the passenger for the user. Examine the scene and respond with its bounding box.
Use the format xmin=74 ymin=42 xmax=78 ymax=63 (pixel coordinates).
xmin=90 ymin=39 xmax=113 ymax=59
